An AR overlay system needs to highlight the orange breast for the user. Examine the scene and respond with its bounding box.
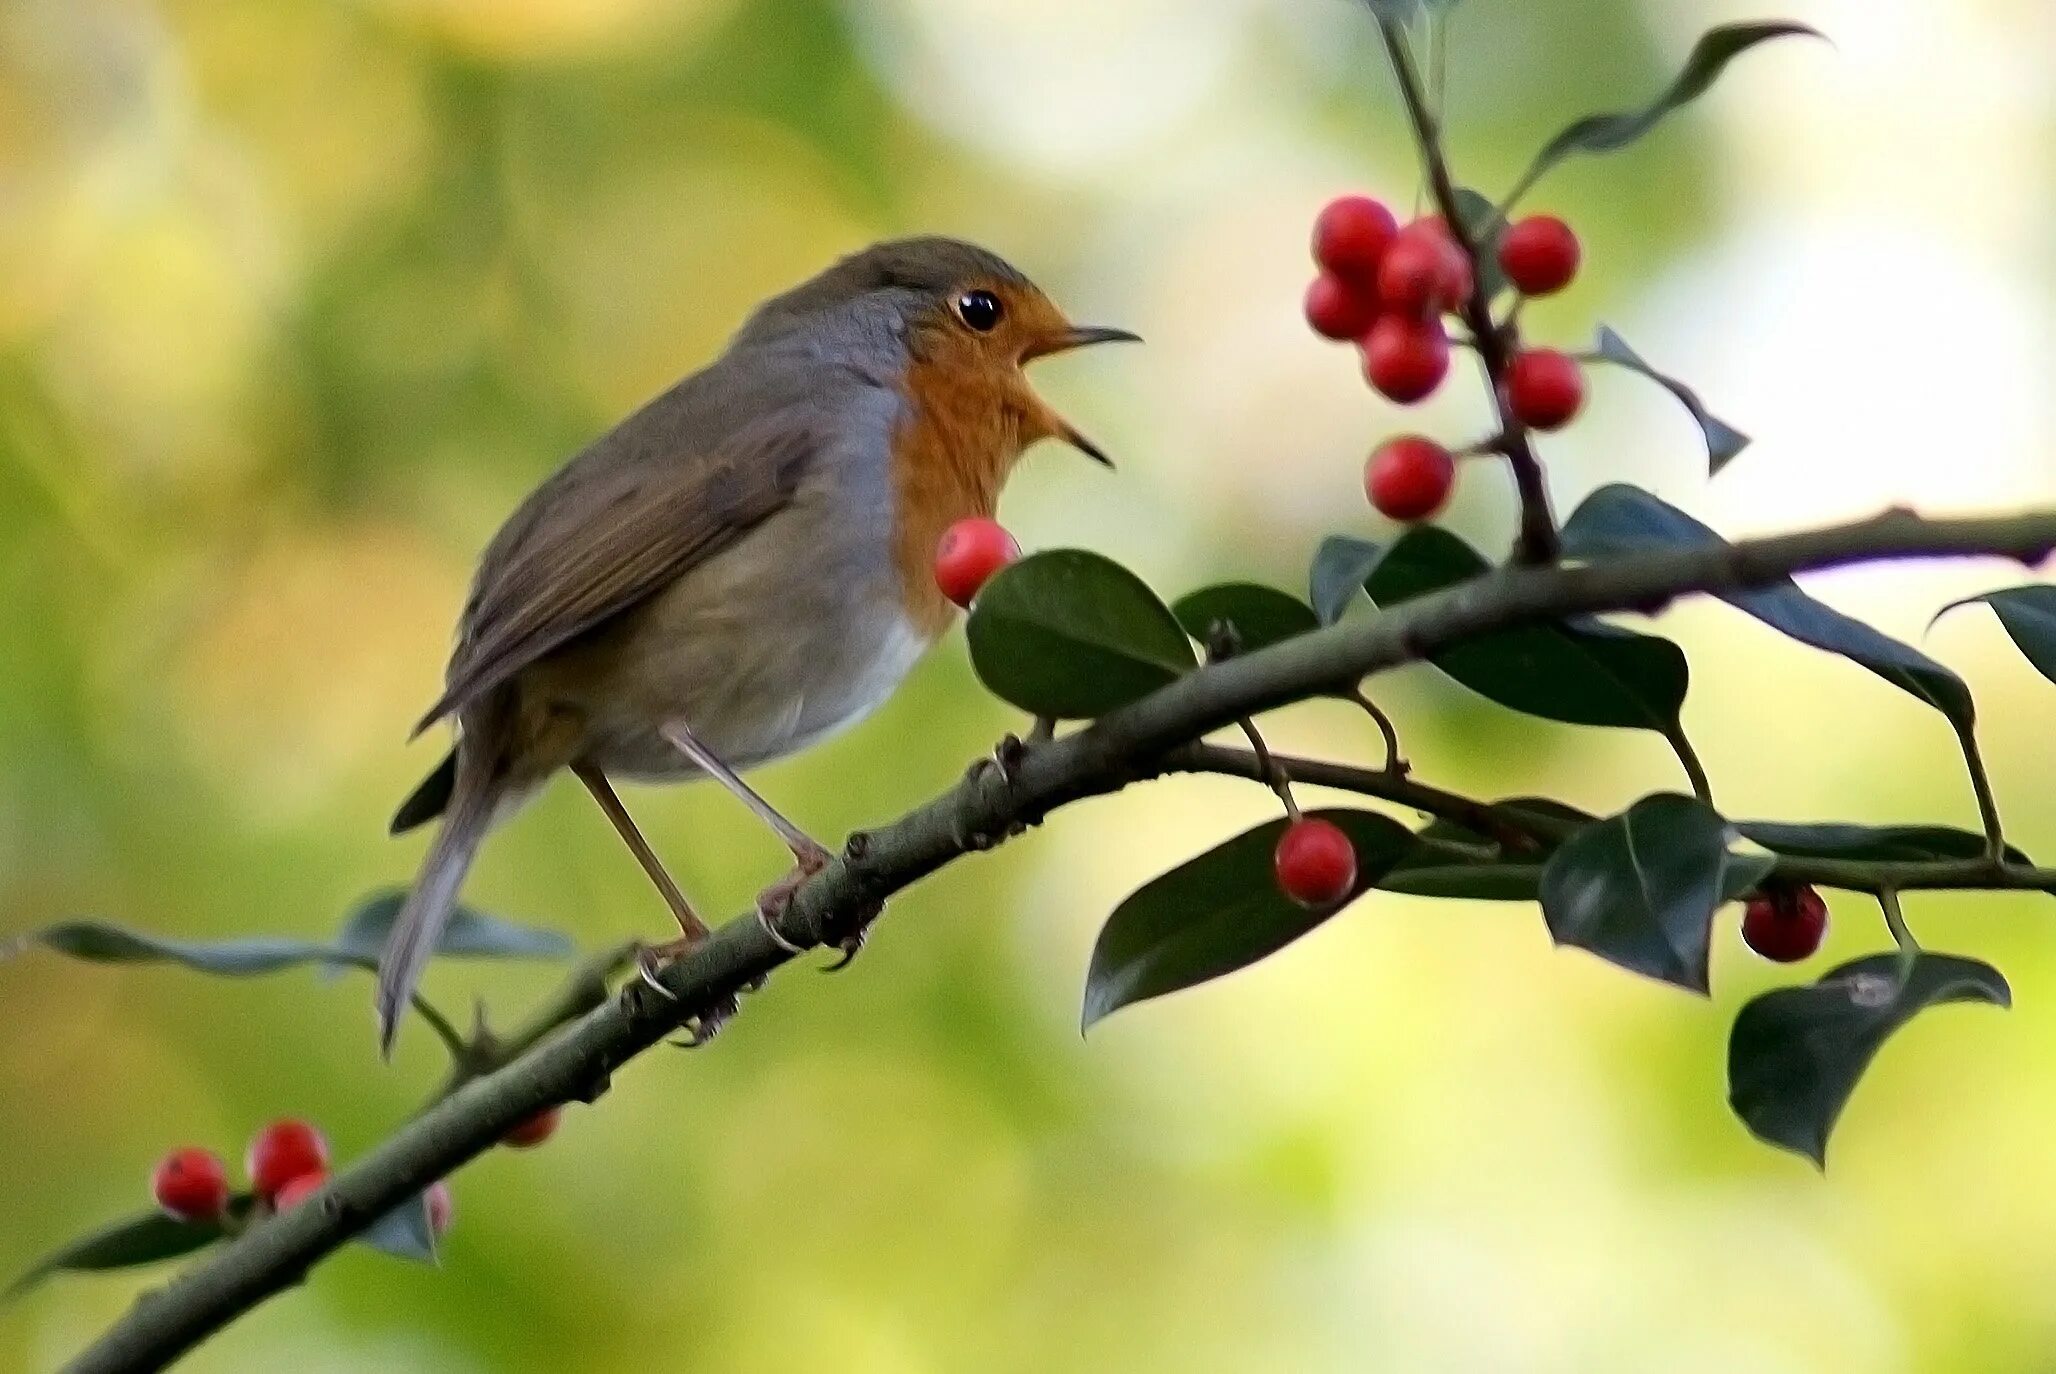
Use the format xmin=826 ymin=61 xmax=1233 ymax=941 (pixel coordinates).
xmin=891 ymin=358 xmax=1024 ymax=636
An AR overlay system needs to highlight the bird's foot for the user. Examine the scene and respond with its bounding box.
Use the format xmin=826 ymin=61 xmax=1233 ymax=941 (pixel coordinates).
xmin=633 ymin=932 xmax=709 ymax=1000
xmin=670 ymin=992 xmax=742 ymax=1048
xmin=754 ymin=840 xmax=833 ymax=955
xmin=819 ymin=899 xmax=885 ymax=973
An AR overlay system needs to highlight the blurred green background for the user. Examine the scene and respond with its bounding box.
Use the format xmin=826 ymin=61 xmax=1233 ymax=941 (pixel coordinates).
xmin=3 ymin=0 xmax=2055 ymax=1369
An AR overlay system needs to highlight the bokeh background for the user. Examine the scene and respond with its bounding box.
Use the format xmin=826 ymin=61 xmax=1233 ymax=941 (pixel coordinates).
xmin=3 ymin=0 xmax=2054 ymax=1369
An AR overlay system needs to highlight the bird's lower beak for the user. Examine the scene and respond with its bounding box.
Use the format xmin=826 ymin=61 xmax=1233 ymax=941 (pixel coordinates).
xmin=1023 ymin=324 xmax=1142 ymax=360
xmin=1057 ymin=419 xmax=1115 ymax=468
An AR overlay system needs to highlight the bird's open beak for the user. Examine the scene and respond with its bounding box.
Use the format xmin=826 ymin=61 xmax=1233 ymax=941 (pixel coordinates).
xmin=1024 ymin=324 xmax=1139 ymax=467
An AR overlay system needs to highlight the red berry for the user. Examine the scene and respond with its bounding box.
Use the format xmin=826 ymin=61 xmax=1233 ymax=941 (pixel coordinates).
xmin=151 ymin=1147 xmax=230 ymax=1223
xmin=246 ymin=1119 xmax=329 ymax=1201
xmin=1304 ymin=273 xmax=1378 ymax=342
xmin=1311 ymin=196 xmax=1398 ymax=282
xmin=1366 ymin=437 xmax=1456 ymax=522
xmin=1741 ymin=885 xmax=1829 ymax=963
xmin=1274 ymin=818 xmax=1359 ymax=908
xmin=933 ymin=517 xmax=1019 ymax=609
xmin=1362 ymin=315 xmax=1450 ymax=404
xmin=426 ymin=1180 xmax=454 ymax=1238
xmin=271 ymin=1170 xmax=327 ymax=1213
xmin=1377 ymin=219 xmax=1472 ymax=317
xmin=1498 ymin=215 xmax=1581 ymax=296
xmin=502 ymin=1106 xmax=562 ymax=1150
xmin=1505 ymin=348 xmax=1585 ymax=430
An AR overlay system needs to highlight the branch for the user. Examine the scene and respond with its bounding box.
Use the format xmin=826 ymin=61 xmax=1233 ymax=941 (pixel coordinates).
xmin=1376 ymin=16 xmax=1560 ymax=564
xmin=66 ymin=505 xmax=2056 ymax=1372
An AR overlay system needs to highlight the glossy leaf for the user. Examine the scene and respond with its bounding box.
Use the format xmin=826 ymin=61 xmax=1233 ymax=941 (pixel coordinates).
xmin=1562 ymin=485 xmax=1975 ymax=728
xmin=330 ymin=893 xmax=574 ymax=965
xmin=1740 ymin=821 xmax=2030 ymax=867
xmin=1593 ymin=327 xmax=1750 ymax=475
xmin=1365 ymin=526 xmax=1689 ymax=733
xmin=1309 ymin=535 xmax=1382 ymax=625
xmin=357 ymin=1193 xmax=439 ymax=1265
xmin=1173 ymin=584 xmax=1320 ymax=657
xmin=968 ymin=550 xmax=1197 ymax=719
xmin=1932 ymin=586 xmax=2056 ymax=686
xmin=1729 ymin=953 xmax=2009 ymax=1165
xmin=1380 ymin=859 xmax=1543 ymax=901
xmin=1083 ymin=810 xmax=1413 ymax=1029
xmin=1506 ymin=23 xmax=1823 ymax=206
xmin=5 ymin=1204 xmax=244 ymax=1301
xmin=1539 ymin=794 xmax=1772 ymax=992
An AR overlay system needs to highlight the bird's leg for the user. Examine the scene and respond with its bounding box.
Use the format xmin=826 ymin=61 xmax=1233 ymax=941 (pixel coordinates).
xmin=659 ymin=721 xmax=829 ymax=955
xmin=573 ymin=763 xmax=709 ymax=993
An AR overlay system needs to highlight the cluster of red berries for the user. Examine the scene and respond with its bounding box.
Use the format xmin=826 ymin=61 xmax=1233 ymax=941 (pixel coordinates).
xmin=1741 ymin=884 xmax=1829 ymax=962
xmin=934 ymin=516 xmax=1019 ymax=608
xmin=1305 ymin=195 xmax=1588 ymax=523
xmin=149 ymin=1107 xmax=562 ymax=1229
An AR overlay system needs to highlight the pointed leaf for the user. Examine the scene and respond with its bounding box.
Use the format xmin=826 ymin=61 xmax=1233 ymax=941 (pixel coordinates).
xmin=356 ymin=1193 xmax=439 ymax=1265
xmin=1380 ymin=860 xmax=1544 ymax=901
xmin=5 ymin=1203 xmax=248 ymax=1301
xmin=330 ymin=892 xmax=574 ymax=966
xmin=1729 ymin=953 xmax=2009 ymax=1165
xmin=19 ymin=923 xmax=342 ymax=975
xmin=1740 ymin=821 xmax=2031 ymax=866
xmin=1310 ymin=535 xmax=1382 ymax=625
xmin=1173 ymin=584 xmax=1320 ymax=657
xmin=1083 ymin=809 xmax=1413 ymax=1029
xmin=1365 ymin=526 xmax=1689 ymax=732
xmin=1932 ymin=586 xmax=2056 ymax=686
xmin=1593 ymin=327 xmax=1750 ymax=475
xmin=967 ymin=550 xmax=1197 ymax=719
xmin=1539 ymin=794 xmax=1769 ymax=992
xmin=1563 ymin=485 xmax=1975 ymax=728
xmin=1506 ymin=22 xmax=1824 ymax=206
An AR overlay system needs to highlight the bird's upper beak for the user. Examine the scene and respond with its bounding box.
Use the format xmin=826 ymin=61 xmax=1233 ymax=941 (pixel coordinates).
xmin=1022 ymin=323 xmax=1140 ymax=468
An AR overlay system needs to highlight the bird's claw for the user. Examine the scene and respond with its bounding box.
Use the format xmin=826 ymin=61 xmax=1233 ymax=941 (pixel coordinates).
xmin=819 ymin=900 xmax=884 ymax=973
xmin=668 ymin=992 xmax=742 ymax=1048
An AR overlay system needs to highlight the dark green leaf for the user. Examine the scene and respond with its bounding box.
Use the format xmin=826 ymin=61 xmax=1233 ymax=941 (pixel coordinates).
xmin=1593 ymin=327 xmax=1750 ymax=475
xmin=1933 ymin=586 xmax=2056 ymax=687
xmin=1380 ymin=859 xmax=1543 ymax=901
xmin=1309 ymin=535 xmax=1382 ymax=625
xmin=1740 ymin=821 xmax=2030 ymax=866
xmin=967 ymin=550 xmax=1196 ymax=719
xmin=329 ymin=892 xmax=574 ymax=966
xmin=22 ymin=923 xmax=341 ymax=975
xmin=1083 ymin=809 xmax=1413 ymax=1029
xmin=1449 ymin=186 xmax=1509 ymax=300
xmin=1729 ymin=953 xmax=2009 ymax=1165
xmin=356 ymin=1193 xmax=439 ymax=1265
xmin=1365 ymin=526 xmax=1689 ymax=732
xmin=1172 ymin=584 xmax=1319 ymax=657
xmin=1506 ymin=23 xmax=1824 ymax=206
xmin=1539 ymin=794 xmax=1770 ymax=992
xmin=1562 ymin=485 xmax=1975 ymax=728
xmin=5 ymin=1206 xmax=242 ymax=1301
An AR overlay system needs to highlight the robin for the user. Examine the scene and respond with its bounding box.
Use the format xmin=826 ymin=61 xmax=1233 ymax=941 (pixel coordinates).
xmin=376 ymin=237 xmax=1137 ymax=1053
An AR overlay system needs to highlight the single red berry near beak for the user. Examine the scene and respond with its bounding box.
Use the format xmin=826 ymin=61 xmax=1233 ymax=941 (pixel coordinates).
xmin=1499 ymin=215 xmax=1582 ymax=297
xmin=935 ymin=517 xmax=1020 ymax=609
xmin=1275 ymin=818 xmax=1359 ymax=908
xmin=151 ymin=1147 xmax=230 ymax=1223
xmin=1367 ymin=437 xmax=1457 ymax=521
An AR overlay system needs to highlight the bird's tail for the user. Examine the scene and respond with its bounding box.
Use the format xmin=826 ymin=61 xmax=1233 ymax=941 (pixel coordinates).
xmin=376 ymin=753 xmax=497 ymax=1057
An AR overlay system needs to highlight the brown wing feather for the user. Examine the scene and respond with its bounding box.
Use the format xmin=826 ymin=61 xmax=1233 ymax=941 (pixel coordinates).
xmin=413 ymin=422 xmax=816 ymax=736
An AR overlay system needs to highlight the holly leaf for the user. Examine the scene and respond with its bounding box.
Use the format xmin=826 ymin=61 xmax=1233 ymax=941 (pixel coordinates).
xmin=4 ymin=1201 xmax=250 ymax=1302
xmin=329 ymin=892 xmax=574 ymax=966
xmin=1364 ymin=525 xmax=1690 ymax=733
xmin=1728 ymin=953 xmax=2009 ymax=1166
xmin=1173 ymin=584 xmax=1320 ymax=657
xmin=1310 ymin=535 xmax=1383 ymax=625
xmin=1506 ymin=22 xmax=1824 ymax=207
xmin=1932 ymin=586 xmax=2056 ymax=687
xmin=1740 ymin=821 xmax=2031 ymax=866
xmin=1562 ymin=485 xmax=1976 ymax=729
xmin=1593 ymin=327 xmax=1750 ymax=475
xmin=968 ymin=550 xmax=1196 ymax=719
xmin=1379 ymin=859 xmax=1544 ymax=901
xmin=356 ymin=1193 xmax=439 ymax=1265
xmin=1538 ymin=794 xmax=1771 ymax=992
xmin=1083 ymin=810 xmax=1413 ymax=1029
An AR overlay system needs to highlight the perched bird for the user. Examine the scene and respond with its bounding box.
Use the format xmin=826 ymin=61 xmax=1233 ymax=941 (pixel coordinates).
xmin=377 ymin=237 xmax=1137 ymax=1053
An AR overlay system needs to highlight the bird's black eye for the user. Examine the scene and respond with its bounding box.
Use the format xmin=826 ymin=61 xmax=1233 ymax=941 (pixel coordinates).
xmin=955 ymin=289 xmax=1004 ymax=333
